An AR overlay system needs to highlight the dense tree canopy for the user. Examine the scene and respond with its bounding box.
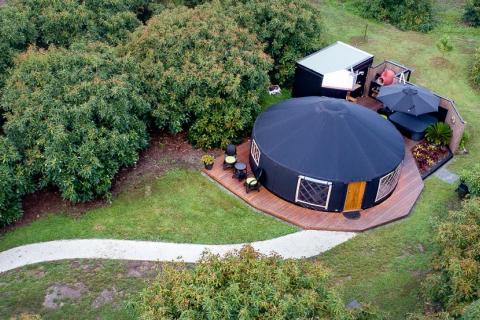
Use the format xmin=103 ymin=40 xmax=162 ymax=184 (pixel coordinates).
xmin=217 ymin=0 xmax=326 ymax=85
xmin=124 ymin=5 xmax=272 ymax=148
xmin=1 ymin=43 xmax=150 ymax=203
xmin=137 ymin=246 xmax=376 ymax=319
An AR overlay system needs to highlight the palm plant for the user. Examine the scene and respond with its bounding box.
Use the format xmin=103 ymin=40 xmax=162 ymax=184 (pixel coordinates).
xmin=425 ymin=122 xmax=452 ymax=146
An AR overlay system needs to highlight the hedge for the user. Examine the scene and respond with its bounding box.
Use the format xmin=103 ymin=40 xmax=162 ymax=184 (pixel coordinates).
xmin=1 ymin=43 xmax=150 ymax=203
xmin=124 ymin=5 xmax=272 ymax=148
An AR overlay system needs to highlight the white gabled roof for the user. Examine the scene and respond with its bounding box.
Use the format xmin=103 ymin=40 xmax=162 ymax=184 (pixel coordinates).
xmin=297 ymin=41 xmax=373 ymax=75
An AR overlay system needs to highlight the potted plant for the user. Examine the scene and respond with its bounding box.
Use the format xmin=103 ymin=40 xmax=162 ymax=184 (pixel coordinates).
xmin=425 ymin=122 xmax=452 ymax=146
xmin=201 ymin=154 xmax=215 ymax=170
xmin=459 ymin=164 xmax=480 ymax=198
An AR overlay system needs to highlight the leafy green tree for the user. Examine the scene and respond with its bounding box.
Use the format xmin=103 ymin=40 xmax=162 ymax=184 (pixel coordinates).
xmin=462 ymin=299 xmax=480 ymax=319
xmin=0 ymin=137 xmax=31 ymax=227
xmin=464 ymin=0 xmax=480 ymax=27
xmin=422 ymin=198 xmax=480 ymax=317
xmin=347 ymin=0 xmax=435 ymax=32
xmin=136 ymin=246 xmax=375 ymax=319
xmin=217 ymin=0 xmax=326 ymax=85
xmin=0 ymin=3 xmax=36 ymax=90
xmin=124 ymin=5 xmax=271 ymax=148
xmin=1 ymin=43 xmax=150 ymax=203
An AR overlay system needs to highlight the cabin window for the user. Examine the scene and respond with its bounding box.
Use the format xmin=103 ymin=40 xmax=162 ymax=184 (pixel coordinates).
xmin=295 ymin=176 xmax=332 ymax=209
xmin=375 ymin=164 xmax=402 ymax=202
xmin=251 ymin=139 xmax=261 ymax=166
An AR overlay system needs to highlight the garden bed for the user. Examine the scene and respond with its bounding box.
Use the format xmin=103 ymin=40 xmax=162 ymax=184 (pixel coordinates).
xmin=411 ymin=141 xmax=452 ymax=179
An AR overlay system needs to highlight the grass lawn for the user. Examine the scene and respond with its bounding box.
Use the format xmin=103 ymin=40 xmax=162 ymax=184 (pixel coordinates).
xmin=0 ymin=169 xmax=296 ymax=251
xmin=314 ymin=1 xmax=479 ymax=318
xmin=0 ymin=259 xmax=154 ymax=320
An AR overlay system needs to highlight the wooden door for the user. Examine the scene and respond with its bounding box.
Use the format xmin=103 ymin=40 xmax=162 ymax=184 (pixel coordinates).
xmin=344 ymin=181 xmax=366 ymax=212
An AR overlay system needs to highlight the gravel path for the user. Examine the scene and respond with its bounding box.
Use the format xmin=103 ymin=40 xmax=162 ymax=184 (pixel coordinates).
xmin=0 ymin=230 xmax=355 ymax=273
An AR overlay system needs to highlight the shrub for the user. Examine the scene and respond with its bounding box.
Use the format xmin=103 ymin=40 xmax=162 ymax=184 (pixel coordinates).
xmin=218 ymin=0 xmax=327 ymax=85
xmin=423 ymin=198 xmax=480 ymax=316
xmin=124 ymin=5 xmax=271 ymax=148
xmin=464 ymin=0 xmax=480 ymax=27
xmin=425 ymin=123 xmax=452 ymax=146
xmin=436 ymin=36 xmax=453 ymax=53
xmin=0 ymin=3 xmax=36 ymax=90
xmin=462 ymin=299 xmax=480 ymax=320
xmin=136 ymin=246 xmax=368 ymax=319
xmin=347 ymin=0 xmax=435 ymax=32
xmin=471 ymin=48 xmax=480 ymax=87
xmin=0 ymin=137 xmax=30 ymax=227
xmin=460 ymin=164 xmax=480 ymax=196
xmin=1 ymin=43 xmax=150 ymax=203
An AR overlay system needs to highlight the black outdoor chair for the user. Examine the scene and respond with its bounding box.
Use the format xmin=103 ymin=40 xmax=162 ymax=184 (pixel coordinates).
xmin=225 ymin=144 xmax=237 ymax=157
xmin=245 ymin=169 xmax=263 ymax=193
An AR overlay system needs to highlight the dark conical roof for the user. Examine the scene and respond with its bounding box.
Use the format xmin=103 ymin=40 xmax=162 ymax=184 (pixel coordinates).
xmin=252 ymin=97 xmax=404 ymax=182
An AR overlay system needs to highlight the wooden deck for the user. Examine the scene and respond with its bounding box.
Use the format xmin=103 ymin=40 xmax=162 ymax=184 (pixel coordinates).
xmin=204 ymin=135 xmax=424 ymax=233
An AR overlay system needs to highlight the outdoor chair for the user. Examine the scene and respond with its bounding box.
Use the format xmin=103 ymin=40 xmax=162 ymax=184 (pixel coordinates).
xmin=223 ymin=155 xmax=237 ymax=169
xmin=225 ymin=144 xmax=237 ymax=157
xmin=245 ymin=169 xmax=263 ymax=193
xmin=223 ymin=144 xmax=237 ymax=169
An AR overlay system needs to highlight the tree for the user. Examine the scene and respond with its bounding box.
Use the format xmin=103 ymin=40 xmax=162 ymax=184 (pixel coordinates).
xmin=124 ymin=5 xmax=272 ymax=148
xmin=422 ymin=198 xmax=480 ymax=317
xmin=0 ymin=137 xmax=31 ymax=227
xmin=347 ymin=0 xmax=435 ymax=32
xmin=217 ymin=0 xmax=326 ymax=85
xmin=1 ymin=43 xmax=150 ymax=203
xmin=136 ymin=246 xmax=373 ymax=319
xmin=464 ymin=0 xmax=480 ymax=27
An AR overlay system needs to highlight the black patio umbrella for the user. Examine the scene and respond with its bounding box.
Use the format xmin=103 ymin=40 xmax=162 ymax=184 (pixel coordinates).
xmin=377 ymin=84 xmax=439 ymax=116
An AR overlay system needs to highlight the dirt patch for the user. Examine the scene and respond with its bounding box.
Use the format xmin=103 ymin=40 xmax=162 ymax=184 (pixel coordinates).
xmin=43 ymin=283 xmax=87 ymax=309
xmin=2 ymin=131 xmax=206 ymax=234
xmin=430 ymin=56 xmax=454 ymax=69
xmin=126 ymin=261 xmax=159 ymax=278
xmin=92 ymin=287 xmax=118 ymax=309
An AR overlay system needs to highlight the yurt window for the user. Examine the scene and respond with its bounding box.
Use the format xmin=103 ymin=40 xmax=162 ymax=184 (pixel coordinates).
xmin=251 ymin=139 xmax=261 ymax=166
xmin=295 ymin=176 xmax=332 ymax=209
xmin=375 ymin=164 xmax=402 ymax=202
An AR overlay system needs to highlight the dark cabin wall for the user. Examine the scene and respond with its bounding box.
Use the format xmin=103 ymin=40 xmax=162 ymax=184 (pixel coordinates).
xmin=292 ymin=65 xmax=323 ymax=97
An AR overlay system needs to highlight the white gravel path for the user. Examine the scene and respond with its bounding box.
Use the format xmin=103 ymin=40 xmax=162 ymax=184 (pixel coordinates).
xmin=0 ymin=230 xmax=355 ymax=273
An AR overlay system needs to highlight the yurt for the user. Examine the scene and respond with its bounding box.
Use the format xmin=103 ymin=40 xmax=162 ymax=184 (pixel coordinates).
xmin=249 ymin=97 xmax=404 ymax=212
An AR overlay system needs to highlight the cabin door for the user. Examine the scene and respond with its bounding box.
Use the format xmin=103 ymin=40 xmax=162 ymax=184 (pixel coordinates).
xmin=344 ymin=181 xmax=366 ymax=212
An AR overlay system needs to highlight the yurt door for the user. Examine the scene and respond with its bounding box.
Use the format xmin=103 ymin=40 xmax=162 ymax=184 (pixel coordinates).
xmin=344 ymin=181 xmax=366 ymax=212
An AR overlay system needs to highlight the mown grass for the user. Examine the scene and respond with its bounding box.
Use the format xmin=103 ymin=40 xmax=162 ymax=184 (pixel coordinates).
xmin=315 ymin=1 xmax=479 ymax=318
xmin=0 ymin=259 xmax=150 ymax=320
xmin=0 ymin=169 xmax=296 ymax=251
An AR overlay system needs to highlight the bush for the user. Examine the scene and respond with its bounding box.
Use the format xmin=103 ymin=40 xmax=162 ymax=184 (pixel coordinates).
xmin=471 ymin=48 xmax=480 ymax=87
xmin=436 ymin=36 xmax=453 ymax=53
xmin=124 ymin=5 xmax=271 ymax=148
xmin=464 ymin=0 xmax=480 ymax=27
xmin=0 ymin=137 xmax=30 ymax=227
xmin=0 ymin=3 xmax=36 ymax=90
xmin=347 ymin=0 xmax=435 ymax=32
xmin=218 ymin=0 xmax=327 ymax=85
xmin=423 ymin=198 xmax=480 ymax=316
xmin=462 ymin=299 xmax=480 ymax=320
xmin=1 ymin=43 xmax=150 ymax=203
xmin=0 ymin=0 xmax=148 ymax=93
xmin=136 ymin=246 xmax=370 ymax=319
xmin=425 ymin=123 xmax=452 ymax=146
xmin=460 ymin=164 xmax=480 ymax=196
